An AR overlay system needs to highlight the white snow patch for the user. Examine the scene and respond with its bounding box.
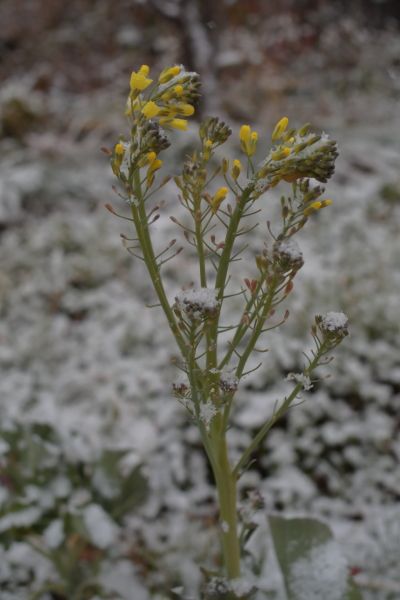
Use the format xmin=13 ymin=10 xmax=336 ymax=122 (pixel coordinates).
xmin=82 ymin=504 xmax=119 ymax=549
xmin=0 ymin=507 xmax=42 ymax=533
xmin=43 ymin=519 xmax=64 ymax=548
xmin=289 ymin=539 xmax=348 ymax=600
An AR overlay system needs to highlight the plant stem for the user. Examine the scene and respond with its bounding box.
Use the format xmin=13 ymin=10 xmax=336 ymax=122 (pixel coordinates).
xmin=233 ymin=342 xmax=328 ymax=477
xmin=131 ymin=171 xmax=188 ymax=358
xmin=211 ymin=430 xmax=241 ymax=581
xmin=235 ymin=275 xmax=279 ymax=378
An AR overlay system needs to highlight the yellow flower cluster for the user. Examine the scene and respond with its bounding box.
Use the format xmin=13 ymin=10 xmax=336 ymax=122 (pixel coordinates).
xmin=128 ymin=64 xmax=198 ymax=131
xmin=257 ymin=117 xmax=338 ymax=187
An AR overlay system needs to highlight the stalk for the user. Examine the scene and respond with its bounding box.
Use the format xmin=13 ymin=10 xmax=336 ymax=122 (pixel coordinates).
xmin=211 ymin=428 xmax=241 ymax=580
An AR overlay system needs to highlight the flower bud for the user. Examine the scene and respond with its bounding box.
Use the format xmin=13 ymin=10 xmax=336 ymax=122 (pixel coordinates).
xmin=271 ymin=116 xmax=289 ymax=141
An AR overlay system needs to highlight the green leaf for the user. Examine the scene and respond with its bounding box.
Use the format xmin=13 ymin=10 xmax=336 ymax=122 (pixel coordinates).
xmin=268 ymin=515 xmax=363 ymax=600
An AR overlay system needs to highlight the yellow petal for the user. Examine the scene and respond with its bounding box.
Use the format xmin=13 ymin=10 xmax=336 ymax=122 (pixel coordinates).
xmin=178 ymin=103 xmax=195 ymax=116
xmin=138 ymin=65 xmax=150 ymax=76
xmin=271 ymin=147 xmax=291 ymax=161
xmin=146 ymin=151 xmax=157 ymax=164
xmin=239 ymin=125 xmax=251 ymax=144
xmin=174 ymin=85 xmax=184 ymax=96
xmin=232 ymin=159 xmax=242 ymax=179
xmin=130 ymin=71 xmax=153 ymax=91
xmin=160 ymin=118 xmax=188 ymax=131
xmin=114 ymin=143 xmax=124 ymax=156
xmin=142 ymin=101 xmax=160 ymax=118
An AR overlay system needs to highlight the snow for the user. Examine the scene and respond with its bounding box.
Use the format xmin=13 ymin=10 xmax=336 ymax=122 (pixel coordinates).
xmin=82 ymin=504 xmax=119 ymax=549
xmin=286 ymin=372 xmax=313 ymax=391
xmin=0 ymin=508 xmax=42 ymax=533
xmin=43 ymin=519 xmax=64 ymax=548
xmin=174 ymin=287 xmax=219 ymax=320
xmin=274 ymin=238 xmax=303 ymax=263
xmin=320 ymin=311 xmax=349 ymax=334
xmin=289 ymin=539 xmax=348 ymax=600
xmin=199 ymin=400 xmax=218 ymax=427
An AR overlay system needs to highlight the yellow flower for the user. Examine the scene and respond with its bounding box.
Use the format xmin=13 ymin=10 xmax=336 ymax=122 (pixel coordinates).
xmin=146 ymin=156 xmax=163 ymax=186
xmin=146 ymin=151 xmax=157 ymax=164
xmin=271 ymin=147 xmax=291 ymax=161
xmin=310 ymin=201 xmax=322 ymax=210
xmin=232 ymin=159 xmax=242 ymax=180
xmin=304 ymin=200 xmax=330 ymax=216
xmin=159 ymin=65 xmax=181 ymax=84
xmin=210 ymin=187 xmax=228 ymax=213
xmin=321 ymin=199 xmax=333 ymax=207
xmin=114 ymin=143 xmax=125 ymax=156
xmin=112 ymin=142 xmax=125 ymax=174
xmin=142 ymin=101 xmax=160 ymax=118
xmin=174 ymin=85 xmax=184 ymax=96
xmin=149 ymin=158 xmax=163 ymax=172
xmin=160 ymin=117 xmax=188 ymax=131
xmin=240 ymin=125 xmax=251 ymax=144
xmin=240 ymin=125 xmax=258 ymax=156
xmin=272 ymin=116 xmax=289 ymax=141
xmin=203 ymin=139 xmax=213 ymax=160
xmin=177 ymin=103 xmax=195 ymax=116
xmin=130 ymin=65 xmax=153 ymax=92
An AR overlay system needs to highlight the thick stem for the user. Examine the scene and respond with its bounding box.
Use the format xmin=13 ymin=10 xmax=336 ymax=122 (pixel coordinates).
xmin=211 ymin=428 xmax=241 ymax=580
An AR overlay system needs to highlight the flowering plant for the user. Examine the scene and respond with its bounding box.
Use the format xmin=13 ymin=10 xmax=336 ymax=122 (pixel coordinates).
xmin=108 ymin=64 xmax=350 ymax=598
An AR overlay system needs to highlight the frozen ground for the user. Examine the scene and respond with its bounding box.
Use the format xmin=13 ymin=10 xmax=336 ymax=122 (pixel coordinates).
xmin=1 ymin=4 xmax=400 ymax=599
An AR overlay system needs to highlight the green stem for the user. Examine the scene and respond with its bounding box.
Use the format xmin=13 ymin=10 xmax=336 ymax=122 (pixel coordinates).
xmin=211 ymin=428 xmax=241 ymax=580
xmin=235 ymin=275 xmax=279 ymax=378
xmin=194 ymin=198 xmax=207 ymax=288
xmin=219 ymin=279 xmax=264 ymax=370
xmin=131 ymin=171 xmax=187 ymax=358
xmin=208 ymin=190 xmax=253 ymax=375
xmin=215 ymin=191 xmax=251 ymax=296
xmin=233 ymin=342 xmax=327 ymax=477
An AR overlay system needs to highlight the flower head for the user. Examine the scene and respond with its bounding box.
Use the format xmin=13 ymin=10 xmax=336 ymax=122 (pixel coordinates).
xmin=174 ymin=288 xmax=220 ymax=321
xmin=315 ymin=311 xmax=349 ymax=346
xmin=273 ymin=239 xmax=304 ymax=273
xmin=258 ymin=128 xmax=338 ymax=187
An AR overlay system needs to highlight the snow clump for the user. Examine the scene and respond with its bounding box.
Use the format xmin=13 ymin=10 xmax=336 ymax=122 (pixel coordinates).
xmin=174 ymin=287 xmax=219 ymax=320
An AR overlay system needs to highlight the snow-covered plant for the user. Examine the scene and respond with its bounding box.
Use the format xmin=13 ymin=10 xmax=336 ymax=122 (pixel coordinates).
xmin=108 ymin=64 xmax=349 ymax=597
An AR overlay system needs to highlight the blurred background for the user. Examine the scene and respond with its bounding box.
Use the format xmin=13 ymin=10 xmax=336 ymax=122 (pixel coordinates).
xmin=0 ymin=1 xmax=400 ymax=598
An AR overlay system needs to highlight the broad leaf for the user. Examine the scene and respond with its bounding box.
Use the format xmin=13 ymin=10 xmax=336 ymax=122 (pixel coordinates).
xmin=269 ymin=515 xmax=362 ymax=600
